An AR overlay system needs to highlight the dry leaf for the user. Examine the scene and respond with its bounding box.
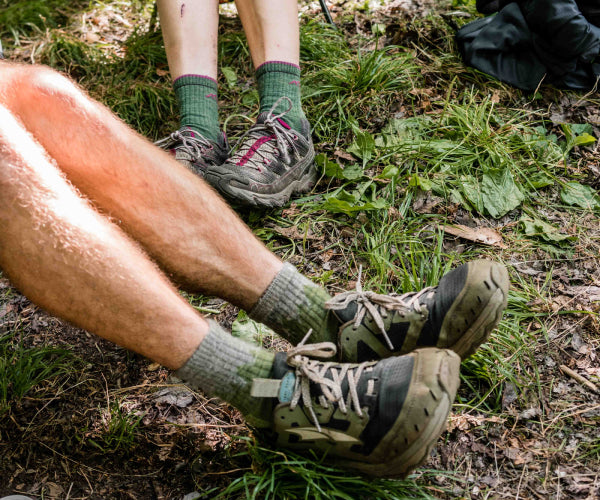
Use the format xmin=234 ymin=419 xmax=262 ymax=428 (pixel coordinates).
xmin=439 ymin=224 xmax=507 ymax=248
xmin=334 ymin=149 xmax=355 ymax=162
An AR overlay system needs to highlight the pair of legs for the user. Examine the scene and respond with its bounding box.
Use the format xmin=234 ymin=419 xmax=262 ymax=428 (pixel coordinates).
xmin=0 ymin=62 xmax=508 ymax=476
xmin=155 ymin=0 xmax=317 ymax=207
xmin=0 ymin=61 xmax=277 ymax=368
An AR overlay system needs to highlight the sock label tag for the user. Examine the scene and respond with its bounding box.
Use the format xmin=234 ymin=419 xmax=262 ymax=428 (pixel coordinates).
xmin=278 ymin=371 xmax=296 ymax=403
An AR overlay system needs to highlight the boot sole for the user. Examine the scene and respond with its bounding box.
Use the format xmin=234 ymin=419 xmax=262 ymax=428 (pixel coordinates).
xmin=205 ymin=149 xmax=317 ymax=209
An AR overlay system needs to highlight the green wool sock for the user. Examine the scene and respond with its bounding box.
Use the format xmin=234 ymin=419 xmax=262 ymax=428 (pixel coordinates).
xmin=250 ymin=263 xmax=337 ymax=346
xmin=256 ymin=61 xmax=307 ymax=134
xmin=173 ymin=75 xmax=221 ymax=144
xmin=175 ymin=320 xmax=275 ymax=428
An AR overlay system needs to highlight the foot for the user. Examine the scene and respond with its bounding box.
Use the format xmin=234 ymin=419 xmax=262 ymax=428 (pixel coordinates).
xmin=155 ymin=127 xmax=228 ymax=178
xmin=251 ymin=337 xmax=460 ymax=478
xmin=204 ymin=98 xmax=317 ymax=208
xmin=325 ymin=260 xmax=509 ymax=362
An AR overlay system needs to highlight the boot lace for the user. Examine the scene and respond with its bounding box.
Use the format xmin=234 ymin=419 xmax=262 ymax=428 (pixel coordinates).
xmin=286 ymin=330 xmax=374 ymax=432
xmin=228 ymin=97 xmax=301 ymax=170
xmin=325 ymin=268 xmax=435 ymax=351
xmin=155 ymin=128 xmax=214 ymax=159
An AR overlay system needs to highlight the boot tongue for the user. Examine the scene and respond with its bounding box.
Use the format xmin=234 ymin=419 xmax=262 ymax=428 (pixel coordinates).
xmin=330 ymin=302 xmax=358 ymax=325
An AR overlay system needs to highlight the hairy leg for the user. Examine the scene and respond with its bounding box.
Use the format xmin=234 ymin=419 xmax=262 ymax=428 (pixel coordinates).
xmin=0 ymin=103 xmax=206 ymax=369
xmin=0 ymin=63 xmax=281 ymax=311
xmin=234 ymin=0 xmax=300 ymax=68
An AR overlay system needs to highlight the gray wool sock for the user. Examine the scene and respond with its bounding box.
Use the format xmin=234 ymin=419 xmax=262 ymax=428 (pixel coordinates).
xmin=249 ymin=263 xmax=337 ymax=345
xmin=176 ymin=320 xmax=275 ymax=428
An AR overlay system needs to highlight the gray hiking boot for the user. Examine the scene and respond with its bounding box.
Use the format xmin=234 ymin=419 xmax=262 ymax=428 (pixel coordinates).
xmin=204 ymin=98 xmax=317 ymax=208
xmin=155 ymin=127 xmax=229 ymax=178
xmin=252 ymin=337 xmax=460 ymax=478
xmin=326 ymin=260 xmax=509 ymax=362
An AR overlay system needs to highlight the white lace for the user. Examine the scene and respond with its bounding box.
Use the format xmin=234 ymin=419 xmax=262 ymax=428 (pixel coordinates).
xmin=325 ymin=268 xmax=435 ymax=351
xmin=228 ymin=97 xmax=301 ymax=169
xmin=286 ymin=330 xmax=372 ymax=432
xmin=155 ymin=128 xmax=214 ymax=159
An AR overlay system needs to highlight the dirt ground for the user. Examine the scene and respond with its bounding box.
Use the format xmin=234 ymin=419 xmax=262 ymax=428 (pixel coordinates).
xmin=1 ymin=0 xmax=600 ymax=499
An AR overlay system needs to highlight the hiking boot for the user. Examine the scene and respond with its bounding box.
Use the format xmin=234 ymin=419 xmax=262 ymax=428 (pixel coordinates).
xmin=325 ymin=260 xmax=509 ymax=362
xmin=251 ymin=336 xmax=460 ymax=478
xmin=155 ymin=127 xmax=229 ymax=178
xmin=204 ymin=98 xmax=317 ymax=208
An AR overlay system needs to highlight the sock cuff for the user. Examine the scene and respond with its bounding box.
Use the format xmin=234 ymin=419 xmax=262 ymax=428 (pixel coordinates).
xmin=250 ymin=263 xmax=304 ymax=322
xmin=174 ymin=74 xmax=218 ymax=89
xmin=250 ymin=263 xmax=332 ymax=345
xmin=256 ymin=61 xmax=301 ymax=79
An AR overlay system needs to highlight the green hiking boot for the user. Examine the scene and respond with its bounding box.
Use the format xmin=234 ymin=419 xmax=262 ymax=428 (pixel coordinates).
xmin=251 ymin=337 xmax=460 ymax=478
xmin=325 ymin=260 xmax=509 ymax=362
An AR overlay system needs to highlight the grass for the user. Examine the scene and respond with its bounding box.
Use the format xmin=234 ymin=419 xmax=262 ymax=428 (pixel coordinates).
xmin=0 ymin=331 xmax=74 ymax=414
xmin=204 ymin=437 xmax=449 ymax=500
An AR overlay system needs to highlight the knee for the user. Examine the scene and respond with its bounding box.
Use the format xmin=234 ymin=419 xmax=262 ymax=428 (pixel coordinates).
xmin=26 ymin=65 xmax=82 ymax=102
xmin=0 ymin=63 xmax=81 ymax=110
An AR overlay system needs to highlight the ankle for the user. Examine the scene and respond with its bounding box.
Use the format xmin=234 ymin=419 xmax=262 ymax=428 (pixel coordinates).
xmin=174 ymin=74 xmax=221 ymax=144
xmin=175 ymin=320 xmax=275 ymax=427
xmin=250 ymin=263 xmax=337 ymax=345
xmin=256 ymin=61 xmax=307 ymax=133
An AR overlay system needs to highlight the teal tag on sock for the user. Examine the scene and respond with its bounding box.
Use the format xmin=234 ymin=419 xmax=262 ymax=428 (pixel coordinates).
xmin=278 ymin=371 xmax=296 ymax=403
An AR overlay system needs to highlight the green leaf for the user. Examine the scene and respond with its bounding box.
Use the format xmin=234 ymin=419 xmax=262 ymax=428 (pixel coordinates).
xmin=315 ymin=154 xmax=363 ymax=180
xmin=347 ymin=129 xmax=375 ymax=166
xmin=529 ymin=172 xmax=554 ymax=189
xmin=519 ymin=216 xmax=576 ymax=245
xmin=459 ymin=176 xmax=484 ymax=214
xmin=241 ymin=89 xmax=259 ymax=107
xmin=408 ymin=174 xmax=432 ymax=191
xmin=321 ymin=190 xmax=388 ymax=214
xmin=221 ymin=66 xmax=238 ymax=89
xmin=480 ymin=168 xmax=525 ymax=218
xmin=573 ymin=133 xmax=596 ymax=147
xmin=231 ymin=312 xmax=274 ymax=345
xmin=378 ymin=164 xmax=399 ymax=179
xmin=560 ymin=181 xmax=600 ymax=210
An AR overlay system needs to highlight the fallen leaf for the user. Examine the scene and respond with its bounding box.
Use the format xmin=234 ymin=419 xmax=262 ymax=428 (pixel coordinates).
xmin=334 ymin=149 xmax=355 ymax=162
xmin=438 ymin=224 xmax=507 ymax=248
xmin=154 ymin=387 xmax=194 ymax=408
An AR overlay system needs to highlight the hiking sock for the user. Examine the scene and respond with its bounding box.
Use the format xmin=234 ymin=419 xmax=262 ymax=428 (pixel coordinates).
xmin=173 ymin=74 xmax=221 ymax=144
xmin=250 ymin=263 xmax=337 ymax=346
xmin=256 ymin=61 xmax=307 ymax=134
xmin=175 ymin=320 xmax=275 ymax=427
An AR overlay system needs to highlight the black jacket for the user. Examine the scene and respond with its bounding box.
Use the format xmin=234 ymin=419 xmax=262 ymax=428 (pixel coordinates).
xmin=456 ymin=0 xmax=600 ymax=90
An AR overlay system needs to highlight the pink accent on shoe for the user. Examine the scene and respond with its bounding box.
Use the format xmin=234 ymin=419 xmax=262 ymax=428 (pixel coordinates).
xmin=256 ymin=61 xmax=301 ymax=71
xmin=206 ymin=93 xmax=218 ymax=101
xmin=289 ymin=80 xmax=301 ymax=86
xmin=236 ymin=134 xmax=276 ymax=166
xmin=277 ymin=118 xmax=291 ymax=130
xmin=174 ymin=74 xmax=218 ymax=84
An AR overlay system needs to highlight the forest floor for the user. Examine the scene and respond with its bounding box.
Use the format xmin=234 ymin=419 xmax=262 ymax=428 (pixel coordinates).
xmin=1 ymin=0 xmax=600 ymax=498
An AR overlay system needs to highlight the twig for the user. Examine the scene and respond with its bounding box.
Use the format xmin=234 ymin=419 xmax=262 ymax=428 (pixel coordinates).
xmin=560 ymin=365 xmax=599 ymax=394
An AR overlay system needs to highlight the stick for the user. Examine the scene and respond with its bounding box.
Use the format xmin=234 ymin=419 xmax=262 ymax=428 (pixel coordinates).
xmin=560 ymin=365 xmax=599 ymax=394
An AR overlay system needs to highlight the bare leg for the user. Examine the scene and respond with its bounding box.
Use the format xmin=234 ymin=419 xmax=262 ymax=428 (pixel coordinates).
xmin=0 ymin=103 xmax=206 ymax=370
xmin=156 ymin=0 xmax=219 ymax=80
xmin=234 ymin=0 xmax=300 ymax=68
xmin=0 ymin=63 xmax=282 ymax=311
